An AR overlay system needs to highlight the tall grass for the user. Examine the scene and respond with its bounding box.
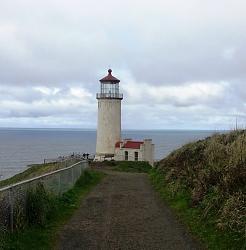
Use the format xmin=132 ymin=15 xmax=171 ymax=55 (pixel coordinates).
xmin=154 ymin=130 xmax=246 ymax=249
xmin=1 ymin=170 xmax=104 ymax=250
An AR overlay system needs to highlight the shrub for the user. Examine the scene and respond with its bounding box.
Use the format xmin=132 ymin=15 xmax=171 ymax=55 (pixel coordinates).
xmin=156 ymin=130 xmax=246 ymax=242
xmin=26 ymin=183 xmax=57 ymax=226
xmin=14 ymin=201 xmax=26 ymax=230
xmin=218 ymin=192 xmax=246 ymax=234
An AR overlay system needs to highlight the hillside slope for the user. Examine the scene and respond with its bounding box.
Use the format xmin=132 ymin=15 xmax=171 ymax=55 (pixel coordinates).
xmin=154 ymin=130 xmax=246 ymax=249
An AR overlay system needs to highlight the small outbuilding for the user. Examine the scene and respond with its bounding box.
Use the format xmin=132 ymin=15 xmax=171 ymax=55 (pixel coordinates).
xmin=114 ymin=139 xmax=154 ymax=166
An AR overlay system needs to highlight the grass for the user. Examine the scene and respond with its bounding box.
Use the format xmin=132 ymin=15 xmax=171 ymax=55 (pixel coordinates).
xmin=0 ymin=161 xmax=78 ymax=189
xmin=112 ymin=161 xmax=152 ymax=173
xmin=150 ymin=169 xmax=246 ymax=250
xmin=93 ymin=160 xmax=152 ymax=173
xmin=153 ymin=130 xmax=246 ymax=249
xmin=0 ymin=170 xmax=104 ymax=250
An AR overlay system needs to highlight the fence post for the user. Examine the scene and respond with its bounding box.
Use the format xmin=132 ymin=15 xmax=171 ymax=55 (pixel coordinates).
xmin=79 ymin=162 xmax=82 ymax=176
xmin=72 ymin=166 xmax=74 ymax=185
xmin=58 ymin=172 xmax=61 ymax=195
xmin=8 ymin=187 xmax=14 ymax=232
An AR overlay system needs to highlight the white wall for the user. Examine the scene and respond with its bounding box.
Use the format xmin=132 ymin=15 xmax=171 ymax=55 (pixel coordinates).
xmin=143 ymin=139 xmax=154 ymax=166
xmin=96 ymin=99 xmax=121 ymax=156
xmin=114 ymin=147 xmax=143 ymax=161
xmin=114 ymin=139 xmax=154 ymax=166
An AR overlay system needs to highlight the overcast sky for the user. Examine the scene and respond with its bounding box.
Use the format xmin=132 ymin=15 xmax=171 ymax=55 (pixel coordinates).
xmin=0 ymin=0 xmax=245 ymax=130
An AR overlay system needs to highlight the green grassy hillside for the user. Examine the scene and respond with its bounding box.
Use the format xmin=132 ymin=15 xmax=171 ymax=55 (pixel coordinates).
xmin=152 ymin=130 xmax=246 ymax=249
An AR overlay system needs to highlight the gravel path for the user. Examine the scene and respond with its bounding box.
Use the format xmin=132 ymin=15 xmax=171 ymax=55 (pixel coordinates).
xmin=56 ymin=170 xmax=202 ymax=250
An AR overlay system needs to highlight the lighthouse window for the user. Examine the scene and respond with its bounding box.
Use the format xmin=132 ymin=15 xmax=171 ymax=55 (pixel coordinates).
xmin=124 ymin=151 xmax=128 ymax=161
xmin=115 ymin=83 xmax=119 ymax=93
xmin=100 ymin=83 xmax=119 ymax=97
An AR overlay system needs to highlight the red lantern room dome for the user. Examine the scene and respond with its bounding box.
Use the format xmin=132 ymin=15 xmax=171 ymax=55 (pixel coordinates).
xmin=100 ymin=69 xmax=120 ymax=83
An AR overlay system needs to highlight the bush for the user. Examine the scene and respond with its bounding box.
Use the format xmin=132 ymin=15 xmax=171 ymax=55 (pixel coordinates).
xmin=1 ymin=170 xmax=104 ymax=250
xmin=23 ymin=171 xmax=96 ymax=228
xmin=218 ymin=192 xmax=246 ymax=234
xmin=26 ymin=183 xmax=57 ymax=226
xmin=156 ymin=130 xmax=246 ymax=245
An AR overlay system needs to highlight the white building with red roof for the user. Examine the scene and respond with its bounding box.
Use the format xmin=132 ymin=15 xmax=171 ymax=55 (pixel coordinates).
xmin=114 ymin=139 xmax=154 ymax=166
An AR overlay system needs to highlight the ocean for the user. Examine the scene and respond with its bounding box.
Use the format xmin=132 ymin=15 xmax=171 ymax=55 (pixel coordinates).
xmin=0 ymin=129 xmax=219 ymax=180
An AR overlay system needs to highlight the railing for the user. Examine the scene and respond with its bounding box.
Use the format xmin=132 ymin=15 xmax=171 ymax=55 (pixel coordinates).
xmin=0 ymin=160 xmax=88 ymax=232
xmin=43 ymin=153 xmax=88 ymax=164
xmin=96 ymin=93 xmax=123 ymax=99
xmin=0 ymin=154 xmax=88 ymax=181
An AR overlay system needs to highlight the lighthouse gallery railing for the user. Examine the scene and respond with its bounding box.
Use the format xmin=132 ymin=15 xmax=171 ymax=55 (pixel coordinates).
xmin=96 ymin=93 xmax=123 ymax=99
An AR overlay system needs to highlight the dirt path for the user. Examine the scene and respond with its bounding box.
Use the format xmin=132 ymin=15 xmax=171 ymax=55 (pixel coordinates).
xmin=56 ymin=170 xmax=202 ymax=250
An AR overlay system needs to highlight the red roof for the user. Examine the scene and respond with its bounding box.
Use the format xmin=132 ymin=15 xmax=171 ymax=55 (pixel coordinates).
xmin=115 ymin=140 xmax=144 ymax=149
xmin=100 ymin=69 xmax=120 ymax=83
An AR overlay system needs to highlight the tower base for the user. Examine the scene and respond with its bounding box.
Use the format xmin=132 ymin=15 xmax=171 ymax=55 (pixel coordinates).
xmin=94 ymin=153 xmax=115 ymax=162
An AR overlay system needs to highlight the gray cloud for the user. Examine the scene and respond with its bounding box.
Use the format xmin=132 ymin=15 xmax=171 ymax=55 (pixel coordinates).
xmin=0 ymin=0 xmax=245 ymax=129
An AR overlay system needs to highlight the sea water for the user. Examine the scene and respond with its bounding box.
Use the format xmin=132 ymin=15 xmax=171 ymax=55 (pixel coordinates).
xmin=0 ymin=128 xmax=219 ymax=180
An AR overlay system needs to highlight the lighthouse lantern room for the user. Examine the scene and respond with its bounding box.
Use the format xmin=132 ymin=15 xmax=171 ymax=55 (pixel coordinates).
xmin=95 ymin=69 xmax=123 ymax=161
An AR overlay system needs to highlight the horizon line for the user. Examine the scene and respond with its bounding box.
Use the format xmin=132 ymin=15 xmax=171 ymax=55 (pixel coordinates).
xmin=0 ymin=127 xmax=230 ymax=131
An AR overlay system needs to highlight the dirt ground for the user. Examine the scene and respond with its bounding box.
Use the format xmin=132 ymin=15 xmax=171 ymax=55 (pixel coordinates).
xmin=56 ymin=169 xmax=203 ymax=250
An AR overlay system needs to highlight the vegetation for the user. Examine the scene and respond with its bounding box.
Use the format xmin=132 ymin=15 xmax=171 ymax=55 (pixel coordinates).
xmin=111 ymin=161 xmax=152 ymax=173
xmin=0 ymin=161 xmax=77 ymax=189
xmin=0 ymin=170 xmax=104 ymax=250
xmin=151 ymin=130 xmax=246 ymax=250
xmin=92 ymin=160 xmax=152 ymax=173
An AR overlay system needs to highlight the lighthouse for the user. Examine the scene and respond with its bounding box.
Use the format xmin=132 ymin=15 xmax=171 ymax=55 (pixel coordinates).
xmin=95 ymin=69 xmax=123 ymax=161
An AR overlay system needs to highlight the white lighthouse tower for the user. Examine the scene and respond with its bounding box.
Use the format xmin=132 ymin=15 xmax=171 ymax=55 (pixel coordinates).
xmin=95 ymin=69 xmax=123 ymax=161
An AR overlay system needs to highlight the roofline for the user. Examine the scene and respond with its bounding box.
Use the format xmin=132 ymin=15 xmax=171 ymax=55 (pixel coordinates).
xmin=99 ymin=69 xmax=120 ymax=83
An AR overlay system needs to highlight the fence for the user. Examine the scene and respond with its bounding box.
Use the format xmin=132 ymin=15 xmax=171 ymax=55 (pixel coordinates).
xmin=41 ymin=157 xmax=82 ymax=171
xmin=43 ymin=153 xmax=89 ymax=164
xmin=0 ymin=160 xmax=88 ymax=232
